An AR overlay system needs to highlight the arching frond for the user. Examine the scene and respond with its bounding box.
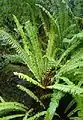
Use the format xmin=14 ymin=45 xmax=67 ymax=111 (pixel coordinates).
xmin=17 ymin=85 xmax=44 ymax=108
xmin=0 ymin=102 xmax=28 ymax=116
xmin=27 ymin=111 xmax=46 ymax=120
xmin=45 ymin=90 xmax=63 ymax=120
xmin=47 ymin=83 xmax=83 ymax=95
xmin=0 ymin=114 xmax=25 ymax=120
xmin=0 ymin=30 xmax=40 ymax=79
xmin=14 ymin=72 xmax=45 ymax=89
xmin=75 ymin=95 xmax=83 ymax=120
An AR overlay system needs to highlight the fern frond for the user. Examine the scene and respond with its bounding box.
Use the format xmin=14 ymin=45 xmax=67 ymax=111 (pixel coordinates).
xmin=55 ymin=76 xmax=73 ymax=85
xmin=57 ymin=30 xmax=83 ymax=66
xmin=69 ymin=116 xmax=78 ymax=120
xmin=0 ymin=102 xmax=28 ymax=116
xmin=23 ymin=108 xmax=33 ymax=120
xmin=46 ymin=22 xmax=55 ymax=59
xmin=14 ymin=72 xmax=45 ymax=89
xmin=17 ymin=85 xmax=44 ymax=108
xmin=75 ymin=95 xmax=83 ymax=120
xmin=40 ymin=94 xmax=51 ymax=100
xmin=27 ymin=111 xmax=46 ymax=120
xmin=23 ymin=113 xmax=29 ymax=120
xmin=39 ymin=11 xmax=48 ymax=37
xmin=0 ymin=114 xmax=25 ymax=120
xmin=64 ymin=99 xmax=76 ymax=114
xmin=36 ymin=4 xmax=59 ymax=28
xmin=0 ymin=30 xmax=40 ymax=79
xmin=67 ymin=108 xmax=78 ymax=118
xmin=13 ymin=15 xmax=28 ymax=49
xmin=62 ymin=24 xmax=77 ymax=38
xmin=0 ymin=30 xmax=28 ymax=64
xmin=45 ymin=90 xmax=63 ymax=120
xmin=25 ymin=21 xmax=44 ymax=77
xmin=36 ymin=4 xmax=61 ymax=40
xmin=13 ymin=16 xmax=42 ymax=79
xmin=3 ymin=54 xmax=24 ymax=64
xmin=58 ymin=58 xmax=83 ymax=76
xmin=47 ymin=83 xmax=83 ymax=95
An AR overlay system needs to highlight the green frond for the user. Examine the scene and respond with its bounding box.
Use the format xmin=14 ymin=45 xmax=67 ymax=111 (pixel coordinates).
xmin=46 ymin=22 xmax=56 ymax=59
xmin=58 ymin=55 xmax=83 ymax=76
xmin=3 ymin=54 xmax=24 ymax=64
xmin=64 ymin=30 xmax=83 ymax=45
xmin=55 ymin=76 xmax=73 ymax=85
xmin=67 ymin=108 xmax=78 ymax=118
xmin=39 ymin=11 xmax=48 ymax=37
xmin=36 ymin=4 xmax=54 ymax=20
xmin=0 ymin=30 xmax=28 ymax=64
xmin=0 ymin=102 xmax=28 ymax=116
xmin=43 ymin=20 xmax=57 ymax=70
xmin=40 ymin=94 xmax=51 ymax=100
xmin=70 ymin=117 xmax=78 ymax=120
xmin=23 ymin=109 xmax=33 ymax=120
xmin=47 ymin=83 xmax=83 ymax=95
xmin=75 ymin=95 xmax=83 ymax=120
xmin=64 ymin=99 xmax=76 ymax=114
xmin=25 ymin=21 xmax=44 ymax=77
xmin=13 ymin=16 xmax=42 ymax=79
xmin=57 ymin=30 xmax=83 ymax=66
xmin=45 ymin=90 xmax=63 ymax=120
xmin=0 ymin=114 xmax=25 ymax=120
xmin=36 ymin=4 xmax=60 ymax=39
xmin=36 ymin=4 xmax=59 ymax=27
xmin=0 ymin=30 xmax=40 ymax=79
xmin=17 ymin=85 xmax=44 ymax=108
xmin=62 ymin=24 xmax=77 ymax=38
xmin=23 ymin=113 xmax=29 ymax=120
xmin=13 ymin=15 xmax=28 ymax=49
xmin=0 ymin=30 xmax=23 ymax=54
xmin=27 ymin=111 xmax=46 ymax=120
xmin=14 ymin=72 xmax=45 ymax=89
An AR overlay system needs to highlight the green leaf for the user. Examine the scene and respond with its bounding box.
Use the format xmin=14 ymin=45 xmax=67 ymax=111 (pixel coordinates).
xmin=25 ymin=21 xmax=44 ymax=78
xmin=0 ymin=102 xmax=28 ymax=116
xmin=17 ymin=85 xmax=44 ymax=108
xmin=57 ymin=30 xmax=83 ymax=66
xmin=23 ymin=108 xmax=33 ymax=120
xmin=47 ymin=83 xmax=83 ymax=95
xmin=27 ymin=111 xmax=46 ymax=120
xmin=0 ymin=114 xmax=25 ymax=120
xmin=45 ymin=90 xmax=63 ymax=120
xmin=14 ymin=72 xmax=45 ymax=89
xmin=75 ymin=95 xmax=83 ymax=120
xmin=13 ymin=15 xmax=28 ymax=49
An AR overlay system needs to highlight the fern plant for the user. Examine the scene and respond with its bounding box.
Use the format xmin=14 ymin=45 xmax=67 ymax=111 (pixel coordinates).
xmin=0 ymin=97 xmax=28 ymax=120
xmin=0 ymin=0 xmax=83 ymax=120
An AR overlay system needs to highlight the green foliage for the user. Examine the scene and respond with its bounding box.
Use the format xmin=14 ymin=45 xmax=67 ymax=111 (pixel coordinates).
xmin=0 ymin=101 xmax=28 ymax=119
xmin=75 ymin=95 xmax=83 ymax=120
xmin=27 ymin=111 xmax=46 ymax=120
xmin=45 ymin=90 xmax=63 ymax=120
xmin=0 ymin=114 xmax=25 ymax=120
xmin=47 ymin=83 xmax=83 ymax=95
xmin=17 ymin=84 xmax=44 ymax=107
xmin=0 ymin=0 xmax=83 ymax=120
xmin=0 ymin=102 xmax=27 ymax=113
xmin=14 ymin=72 xmax=45 ymax=89
xmin=0 ymin=0 xmax=37 ymax=28
xmin=72 ymin=0 xmax=83 ymax=17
